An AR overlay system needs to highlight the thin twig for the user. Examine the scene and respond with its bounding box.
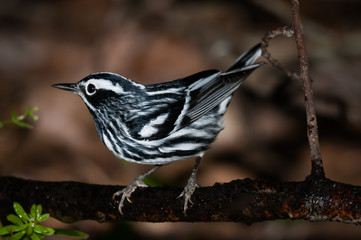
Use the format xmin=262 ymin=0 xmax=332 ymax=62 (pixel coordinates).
xmin=261 ymin=25 xmax=299 ymax=81
xmin=290 ymin=0 xmax=324 ymax=177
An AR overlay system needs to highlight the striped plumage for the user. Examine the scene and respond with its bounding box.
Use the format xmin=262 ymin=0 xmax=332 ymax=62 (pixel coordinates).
xmin=52 ymin=43 xmax=264 ymax=214
xmin=84 ymin=71 xmax=231 ymax=165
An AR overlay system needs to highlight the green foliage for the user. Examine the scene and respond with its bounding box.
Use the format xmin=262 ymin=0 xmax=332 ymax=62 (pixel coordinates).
xmin=0 ymin=107 xmax=39 ymax=129
xmin=0 ymin=202 xmax=54 ymax=240
xmin=0 ymin=202 xmax=88 ymax=240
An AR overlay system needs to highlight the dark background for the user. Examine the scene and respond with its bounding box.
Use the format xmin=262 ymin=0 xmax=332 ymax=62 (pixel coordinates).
xmin=1 ymin=0 xmax=361 ymax=239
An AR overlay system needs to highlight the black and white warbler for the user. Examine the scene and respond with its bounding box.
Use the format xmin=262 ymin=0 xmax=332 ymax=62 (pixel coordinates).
xmin=52 ymin=43 xmax=264 ymax=214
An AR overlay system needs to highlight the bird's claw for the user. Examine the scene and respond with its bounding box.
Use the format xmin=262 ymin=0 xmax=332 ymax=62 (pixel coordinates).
xmin=113 ymin=179 xmax=148 ymax=214
xmin=178 ymin=180 xmax=199 ymax=215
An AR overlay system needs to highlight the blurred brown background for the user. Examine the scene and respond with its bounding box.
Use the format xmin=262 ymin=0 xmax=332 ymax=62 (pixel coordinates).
xmin=1 ymin=0 xmax=361 ymax=239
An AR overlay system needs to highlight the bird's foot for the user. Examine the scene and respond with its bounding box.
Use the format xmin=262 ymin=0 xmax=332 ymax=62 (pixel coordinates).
xmin=113 ymin=179 xmax=148 ymax=214
xmin=178 ymin=176 xmax=200 ymax=215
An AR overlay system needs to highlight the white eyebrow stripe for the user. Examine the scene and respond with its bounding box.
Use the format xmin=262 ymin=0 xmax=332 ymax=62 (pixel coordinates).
xmin=88 ymin=79 xmax=125 ymax=94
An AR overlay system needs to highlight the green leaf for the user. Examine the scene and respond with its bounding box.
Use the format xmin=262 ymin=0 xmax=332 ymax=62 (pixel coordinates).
xmin=35 ymin=205 xmax=43 ymax=220
xmin=37 ymin=213 xmax=49 ymax=222
xmin=0 ymin=224 xmax=27 ymax=235
xmin=6 ymin=214 xmax=24 ymax=226
xmin=55 ymin=229 xmax=88 ymax=238
xmin=27 ymin=223 xmax=34 ymax=236
xmin=34 ymin=225 xmax=54 ymax=236
xmin=0 ymin=225 xmax=14 ymax=235
xmin=45 ymin=227 xmax=55 ymax=236
xmin=0 ymin=226 xmax=12 ymax=235
xmin=13 ymin=120 xmax=33 ymax=129
xmin=30 ymin=204 xmax=37 ymax=218
xmin=11 ymin=111 xmax=18 ymax=121
xmin=28 ymin=107 xmax=39 ymax=121
xmin=12 ymin=230 xmax=26 ymax=240
xmin=13 ymin=202 xmax=29 ymax=221
xmin=30 ymin=232 xmax=43 ymax=240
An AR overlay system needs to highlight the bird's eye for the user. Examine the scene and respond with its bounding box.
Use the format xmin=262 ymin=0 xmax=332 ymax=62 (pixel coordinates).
xmin=86 ymin=83 xmax=96 ymax=95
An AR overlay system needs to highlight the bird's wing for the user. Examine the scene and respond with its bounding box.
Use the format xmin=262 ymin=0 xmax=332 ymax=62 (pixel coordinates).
xmin=178 ymin=43 xmax=263 ymax=128
xmin=178 ymin=63 xmax=262 ymax=129
xmin=128 ymin=44 xmax=263 ymax=140
xmin=126 ymin=70 xmax=220 ymax=140
xmin=129 ymin=64 xmax=261 ymax=141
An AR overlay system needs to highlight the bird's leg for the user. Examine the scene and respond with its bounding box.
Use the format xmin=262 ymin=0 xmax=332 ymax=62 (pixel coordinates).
xmin=113 ymin=165 xmax=160 ymax=214
xmin=178 ymin=156 xmax=201 ymax=215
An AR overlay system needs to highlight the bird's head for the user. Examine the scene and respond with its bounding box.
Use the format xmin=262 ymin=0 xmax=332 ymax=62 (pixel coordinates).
xmin=52 ymin=72 xmax=145 ymax=115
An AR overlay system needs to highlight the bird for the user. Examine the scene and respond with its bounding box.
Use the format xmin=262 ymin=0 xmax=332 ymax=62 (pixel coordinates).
xmin=52 ymin=43 xmax=264 ymax=215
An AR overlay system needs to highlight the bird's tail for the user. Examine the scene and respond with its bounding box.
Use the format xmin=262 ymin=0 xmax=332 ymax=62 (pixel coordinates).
xmin=226 ymin=43 xmax=263 ymax=72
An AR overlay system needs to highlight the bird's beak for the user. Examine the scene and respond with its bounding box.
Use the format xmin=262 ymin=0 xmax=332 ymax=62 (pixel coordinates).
xmin=52 ymin=83 xmax=79 ymax=94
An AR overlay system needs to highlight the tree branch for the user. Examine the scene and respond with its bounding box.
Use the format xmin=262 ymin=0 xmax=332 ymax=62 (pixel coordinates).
xmin=1 ymin=176 xmax=360 ymax=223
xmin=261 ymin=0 xmax=324 ymax=177
xmin=290 ymin=0 xmax=324 ymax=177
